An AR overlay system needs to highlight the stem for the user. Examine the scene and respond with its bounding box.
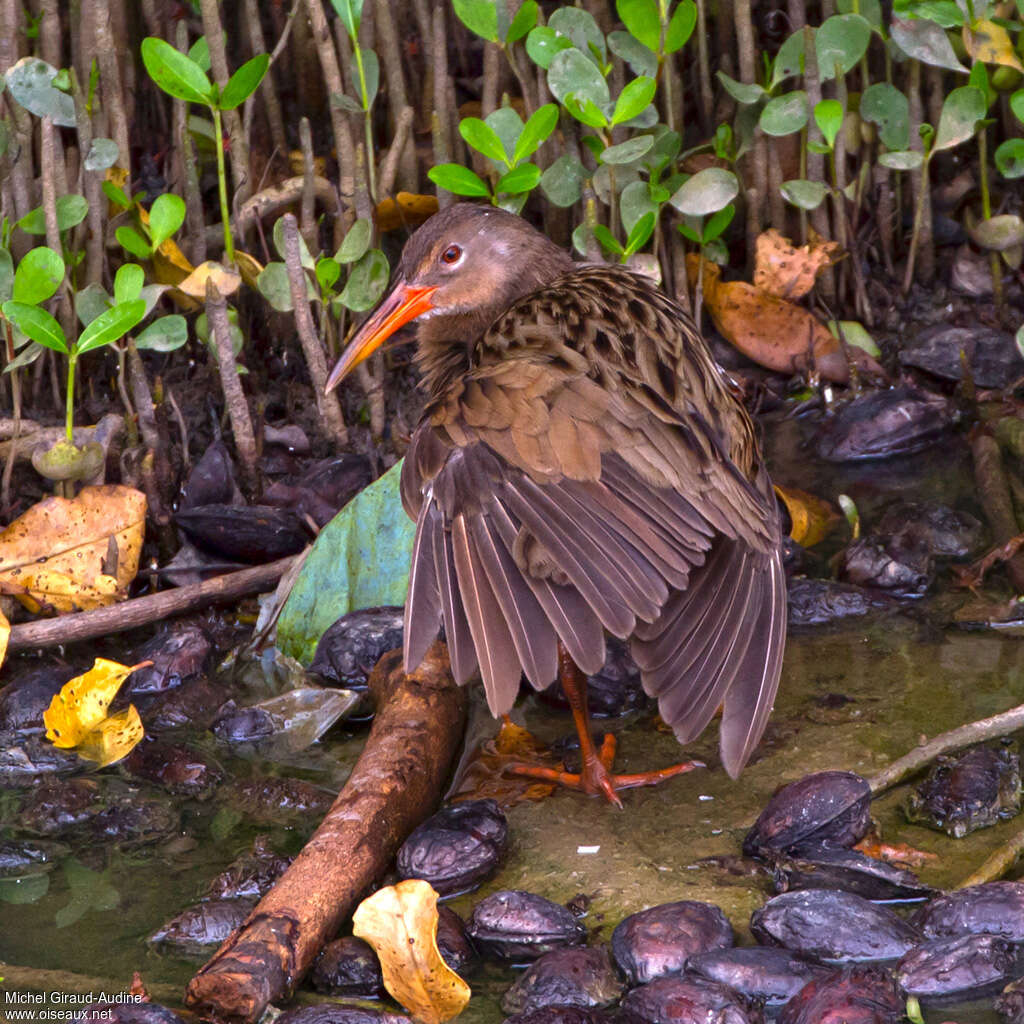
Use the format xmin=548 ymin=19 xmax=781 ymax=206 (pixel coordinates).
xmin=352 ymin=40 xmax=377 ymax=202
xmin=65 ymin=351 xmax=77 ymax=444
xmin=212 ymin=105 xmax=235 ymax=264
xmin=976 ymin=121 xmax=1005 ymax=318
xmin=902 ymin=154 xmax=930 ymax=294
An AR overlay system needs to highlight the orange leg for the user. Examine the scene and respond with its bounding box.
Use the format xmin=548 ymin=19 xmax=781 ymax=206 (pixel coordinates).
xmin=507 ymin=644 xmax=703 ymax=808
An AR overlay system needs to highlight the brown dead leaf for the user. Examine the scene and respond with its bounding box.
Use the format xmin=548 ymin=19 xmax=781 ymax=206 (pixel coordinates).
xmin=754 ymin=228 xmax=842 ymax=300
xmin=353 ymin=879 xmax=471 ymax=1024
xmin=855 ymin=837 xmax=937 ymax=868
xmin=774 ymin=484 xmax=840 ymax=547
xmin=0 ymin=485 xmax=146 ymax=613
xmin=175 ymin=261 xmax=242 ymax=300
xmin=288 ymin=149 xmax=327 ymax=177
xmin=377 ymin=192 xmax=440 ymax=232
xmin=687 ymin=255 xmax=881 ymax=384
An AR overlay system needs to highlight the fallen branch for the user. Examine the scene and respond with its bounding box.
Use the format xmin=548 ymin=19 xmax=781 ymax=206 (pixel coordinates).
xmin=956 ymin=823 xmax=1024 ymax=889
xmin=868 ymin=701 xmax=1024 ymax=795
xmin=185 ymin=642 xmax=466 ymax=1023
xmin=8 ymin=556 xmax=297 ymax=652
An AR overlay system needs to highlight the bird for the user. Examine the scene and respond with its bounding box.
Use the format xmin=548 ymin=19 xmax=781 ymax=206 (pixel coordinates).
xmin=325 ymin=203 xmax=786 ymax=805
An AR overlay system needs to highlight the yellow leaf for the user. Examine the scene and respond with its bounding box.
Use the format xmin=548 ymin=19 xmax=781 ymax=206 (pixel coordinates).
xmin=964 ymin=20 xmax=1024 ymax=71
xmin=75 ymin=705 xmax=145 ymax=768
xmin=0 ymin=606 xmax=9 ymax=673
xmin=353 ymin=880 xmax=471 ymax=1024
xmin=0 ymin=485 xmax=146 ymax=614
xmin=175 ymin=260 xmax=242 ymax=300
xmin=234 ymin=250 xmax=264 ymax=290
xmin=43 ymin=658 xmax=146 ymax=748
xmin=377 ymin=192 xmax=440 ymax=233
xmin=774 ymin=484 xmax=840 ymax=547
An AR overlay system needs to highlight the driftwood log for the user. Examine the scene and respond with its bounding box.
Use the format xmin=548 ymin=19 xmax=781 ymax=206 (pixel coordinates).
xmin=185 ymin=641 xmax=467 ymax=1023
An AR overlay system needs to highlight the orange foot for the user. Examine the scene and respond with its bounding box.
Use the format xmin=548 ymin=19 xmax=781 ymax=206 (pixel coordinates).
xmin=506 ymin=732 xmax=703 ymax=809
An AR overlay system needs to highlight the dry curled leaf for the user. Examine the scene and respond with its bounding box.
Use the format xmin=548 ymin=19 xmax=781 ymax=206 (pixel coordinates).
xmin=0 ymin=485 xmax=146 ymax=613
xmin=754 ymin=228 xmax=841 ymax=300
xmin=688 ymin=255 xmax=882 ymax=384
xmin=774 ymin=484 xmax=840 ymax=547
xmin=0 ymin=606 xmax=9 ymax=674
xmin=377 ymin=192 xmax=440 ymax=233
xmin=43 ymin=657 xmax=148 ymax=767
xmin=353 ymin=879 xmax=471 ymax=1024
xmin=175 ymin=260 xmax=242 ymax=300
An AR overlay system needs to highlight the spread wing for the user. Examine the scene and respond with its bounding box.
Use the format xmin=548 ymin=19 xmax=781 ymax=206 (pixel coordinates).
xmin=401 ymin=267 xmax=786 ymax=777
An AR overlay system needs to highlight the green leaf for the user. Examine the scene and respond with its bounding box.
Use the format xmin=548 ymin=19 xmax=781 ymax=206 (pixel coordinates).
xmin=0 ymin=248 xmax=12 ymax=304
xmin=257 ymin=262 xmax=295 ymax=311
xmin=140 ymin=37 xmax=214 ymax=106
xmin=620 ymin=180 xmax=659 ymax=235
xmin=780 ymin=179 xmax=828 ymax=209
xmin=716 ymin=71 xmax=766 ymax=105
xmin=1 ymin=301 xmax=67 ymax=353
xmin=878 ymin=149 xmax=923 ymax=169
xmin=113 ymin=263 xmax=144 ymax=305
xmin=460 ymin=116 xmax=510 ymax=164
xmin=548 ymin=47 xmax=610 ymax=109
xmin=115 ymin=226 xmax=152 ymax=259
xmin=860 ymin=82 xmax=910 ymax=149
xmin=702 ymin=202 xmax=736 ymax=243
xmin=815 ymin=14 xmax=871 ymax=81
xmin=890 ymin=16 xmax=968 ymax=72
xmin=316 ymin=257 xmax=341 ymax=293
xmin=895 ymin=1 xmax=964 ymax=28
xmin=148 ymin=192 xmax=186 ymax=249
xmin=513 ymin=103 xmax=558 ymax=164
xmin=608 ymin=31 xmax=658 ymax=76
xmin=336 ymin=218 xmax=373 ymax=263
xmin=525 ymin=26 xmax=573 ymax=69
xmin=828 ymin=319 xmax=880 ymax=357
xmin=968 ymin=61 xmax=996 ymax=113
xmin=995 ymin=137 xmax=1024 ymax=179
xmin=134 ymin=314 xmax=188 ymax=352
xmin=540 ymin=154 xmax=585 ymax=207
xmin=76 ymin=299 xmax=146 ymax=354
xmin=351 ymin=47 xmax=379 ymax=109
xmin=75 ymin=283 xmax=110 ymax=327
xmin=616 ymin=0 xmax=660 ymax=51
xmin=770 ymin=30 xmax=808 ymax=89
xmin=273 ymin=216 xmax=315 ymax=268
xmin=814 ymin=98 xmax=844 ymax=148
xmin=563 ymin=93 xmax=609 ymax=128
xmin=5 ymin=57 xmax=76 ymax=126
xmin=932 ymin=85 xmax=986 ymax=152
xmin=1009 ymin=87 xmax=1024 ymax=124
xmin=623 ymin=211 xmax=656 ymax=256
xmin=339 ymin=249 xmax=390 ymax=312
xmin=759 ymin=90 xmax=809 ymax=136
xmin=601 ymin=135 xmax=655 ymax=164
xmin=277 ymin=461 xmax=418 ymax=664
xmin=453 ymin=0 xmax=499 ymax=41
xmin=669 ymin=167 xmax=739 ymax=215
xmin=837 ymin=0 xmax=884 ymax=34
xmin=219 ymin=53 xmax=269 ymax=110
xmin=16 ymin=194 xmax=89 ymax=235
xmin=612 ymin=76 xmax=656 ymax=125
xmin=496 ymin=163 xmax=541 ymax=194
xmin=664 ymin=0 xmax=697 ymax=52
xmin=12 ymin=246 xmax=64 ymax=304
xmin=83 ymin=137 xmax=119 ymax=171
xmin=593 ymin=223 xmax=625 ymax=254
xmin=506 ymin=1 xmax=538 ymax=44
xmin=427 ymin=163 xmax=491 ymax=197
xmin=101 ymin=181 xmax=131 ymax=209
xmin=549 ymin=8 xmax=607 ymax=65
xmin=330 ymin=0 xmax=365 ymax=39
xmin=188 ymin=35 xmax=212 ymax=72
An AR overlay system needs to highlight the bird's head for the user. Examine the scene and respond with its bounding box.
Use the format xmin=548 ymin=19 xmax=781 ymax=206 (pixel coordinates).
xmin=325 ymin=203 xmax=573 ymax=392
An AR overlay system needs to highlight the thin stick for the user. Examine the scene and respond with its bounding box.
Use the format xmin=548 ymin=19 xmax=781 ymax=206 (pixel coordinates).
xmin=957 ymin=824 xmax=1024 ymax=888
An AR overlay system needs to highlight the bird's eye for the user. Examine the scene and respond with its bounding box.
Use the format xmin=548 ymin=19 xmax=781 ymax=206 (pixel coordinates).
xmin=441 ymin=244 xmax=462 ymax=265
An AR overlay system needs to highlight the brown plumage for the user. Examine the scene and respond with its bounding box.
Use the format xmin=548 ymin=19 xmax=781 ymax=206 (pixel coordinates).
xmin=326 ymin=203 xmax=786 ymax=798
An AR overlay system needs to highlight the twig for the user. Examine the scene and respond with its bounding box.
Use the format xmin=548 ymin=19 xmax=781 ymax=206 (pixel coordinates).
xmin=956 ymin=824 xmax=1024 ymax=888
xmin=8 ymin=556 xmax=299 ymax=652
xmin=377 ymin=105 xmax=415 ymax=200
xmin=185 ymin=644 xmax=467 ymax=1024
xmin=298 ymin=117 xmax=318 ymax=253
xmin=867 ymin=702 xmax=1024 ymax=795
xmin=970 ymin=428 xmax=1024 ymax=592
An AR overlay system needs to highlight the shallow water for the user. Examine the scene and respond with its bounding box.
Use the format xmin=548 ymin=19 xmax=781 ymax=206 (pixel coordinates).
xmin=1 ymin=424 xmax=1022 ymax=1023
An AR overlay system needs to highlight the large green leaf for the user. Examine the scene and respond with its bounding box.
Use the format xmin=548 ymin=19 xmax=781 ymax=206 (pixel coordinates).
xmin=140 ymin=37 xmax=213 ymax=106
xmin=219 ymin=53 xmax=269 ymax=110
xmin=453 ymin=0 xmax=499 ymax=41
xmin=76 ymin=299 xmax=146 ymax=354
xmin=1 ymin=301 xmax=67 ymax=353
xmin=860 ymin=82 xmax=910 ymax=150
xmin=5 ymin=57 xmax=76 ymax=126
xmin=12 ymin=246 xmax=64 ymax=304
xmin=548 ymin=47 xmax=610 ymax=109
xmin=277 ymin=461 xmax=416 ymax=664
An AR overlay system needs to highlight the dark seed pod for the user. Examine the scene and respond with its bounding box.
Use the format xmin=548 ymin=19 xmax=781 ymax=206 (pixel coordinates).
xmin=911 ymin=882 xmax=1024 ymax=942
xmin=778 ymin=965 xmax=904 ymax=1024
xmin=996 ymin=976 xmax=1024 ymax=1024
xmin=501 ymin=946 xmax=624 ymax=1016
xmin=149 ymin=898 xmax=257 ymax=956
xmin=397 ymin=799 xmax=508 ymax=896
xmin=750 ymin=889 xmax=920 ymax=963
xmin=274 ymin=1007 xmax=412 ymax=1024
xmin=611 ymin=900 xmax=734 ymax=984
xmin=771 ymin=845 xmax=934 ymax=903
xmin=73 ymin=1003 xmax=189 ymax=1024
xmin=905 ymin=745 xmax=1021 ymax=838
xmin=436 ymin=905 xmax=477 ymax=974
xmin=311 ymin=936 xmax=385 ymax=997
xmin=743 ymin=771 xmax=872 ymax=858
xmin=310 ymin=607 xmax=406 ymax=690
xmin=502 ymin=1008 xmax=616 ymax=1024
xmin=619 ymin=974 xmax=762 ymax=1024
xmin=206 ymin=836 xmax=291 ymax=900
xmin=175 ymin=504 xmax=310 ymax=562
xmin=687 ymin=947 xmax=832 ymax=1009
xmin=896 ymin=933 xmax=1018 ymax=1001
xmin=467 ymin=890 xmax=586 ymax=962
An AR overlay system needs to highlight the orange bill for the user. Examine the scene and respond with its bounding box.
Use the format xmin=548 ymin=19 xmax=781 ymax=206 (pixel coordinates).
xmin=325 ymin=282 xmax=438 ymax=392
